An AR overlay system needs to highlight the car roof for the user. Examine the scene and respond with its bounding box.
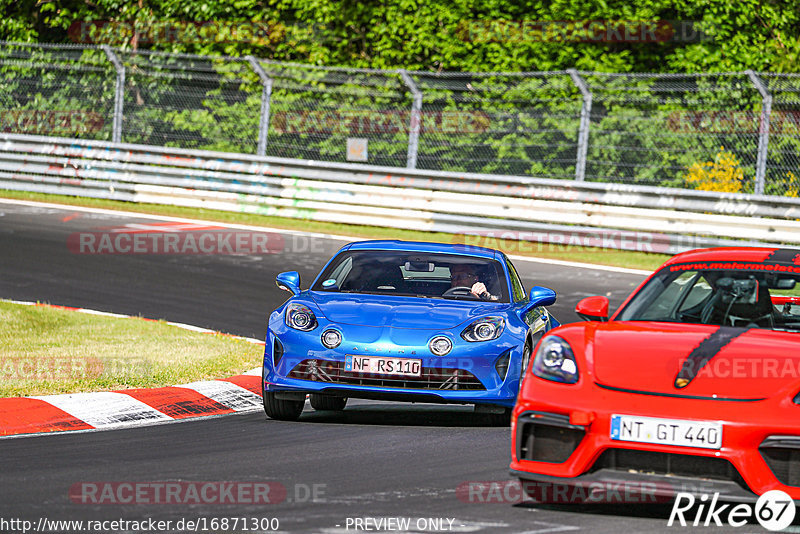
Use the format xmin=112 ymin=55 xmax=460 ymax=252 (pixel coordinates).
xmin=663 ymin=247 xmax=800 ymax=267
xmin=342 ymin=240 xmax=501 ymax=260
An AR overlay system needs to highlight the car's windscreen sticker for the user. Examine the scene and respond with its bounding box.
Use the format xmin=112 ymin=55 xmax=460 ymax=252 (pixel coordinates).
xmin=765 ymin=248 xmax=800 ymax=264
xmin=674 ymin=326 xmax=749 ymax=389
xmin=668 ymin=261 xmax=800 ymax=274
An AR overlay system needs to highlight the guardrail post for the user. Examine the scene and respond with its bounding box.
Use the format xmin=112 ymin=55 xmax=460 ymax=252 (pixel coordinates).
xmin=247 ymin=56 xmax=273 ymax=157
xmin=568 ymin=69 xmax=592 ymax=182
xmin=399 ymin=69 xmax=422 ymax=169
xmin=101 ymin=45 xmax=124 ymax=144
xmin=747 ymin=70 xmax=771 ymax=195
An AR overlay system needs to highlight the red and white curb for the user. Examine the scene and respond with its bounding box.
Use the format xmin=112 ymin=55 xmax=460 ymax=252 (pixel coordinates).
xmin=0 ymin=300 xmax=266 ymax=439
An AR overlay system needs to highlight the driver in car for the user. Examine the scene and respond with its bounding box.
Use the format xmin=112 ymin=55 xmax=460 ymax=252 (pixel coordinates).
xmin=450 ymin=264 xmax=499 ymax=301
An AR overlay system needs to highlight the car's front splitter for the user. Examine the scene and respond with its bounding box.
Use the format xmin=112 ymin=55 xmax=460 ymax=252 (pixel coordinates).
xmin=510 ymin=379 xmax=800 ymax=499
xmin=508 ymin=467 xmax=759 ymax=504
xmin=265 ymin=378 xmax=516 ymax=407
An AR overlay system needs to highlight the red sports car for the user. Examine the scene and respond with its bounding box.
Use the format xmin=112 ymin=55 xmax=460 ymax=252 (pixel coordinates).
xmin=510 ymin=247 xmax=800 ymax=503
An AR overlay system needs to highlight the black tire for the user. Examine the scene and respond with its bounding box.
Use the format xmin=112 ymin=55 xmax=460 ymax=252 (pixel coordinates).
xmin=262 ymin=390 xmax=304 ymax=421
xmin=519 ymin=339 xmax=533 ymax=391
xmin=309 ymin=394 xmax=347 ymax=411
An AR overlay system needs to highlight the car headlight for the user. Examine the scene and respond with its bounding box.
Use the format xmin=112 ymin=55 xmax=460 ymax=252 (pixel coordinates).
xmin=285 ymin=303 xmax=318 ymax=331
xmin=531 ymin=336 xmax=578 ymax=384
xmin=461 ymin=317 xmax=505 ymax=342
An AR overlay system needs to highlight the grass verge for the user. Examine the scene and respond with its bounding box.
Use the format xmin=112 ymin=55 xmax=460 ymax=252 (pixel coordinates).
xmin=0 ymin=301 xmax=264 ymax=398
xmin=0 ymin=190 xmax=669 ymax=271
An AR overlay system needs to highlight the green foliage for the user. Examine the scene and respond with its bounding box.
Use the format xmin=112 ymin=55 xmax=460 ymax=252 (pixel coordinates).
xmin=3 ymin=0 xmax=799 ymax=73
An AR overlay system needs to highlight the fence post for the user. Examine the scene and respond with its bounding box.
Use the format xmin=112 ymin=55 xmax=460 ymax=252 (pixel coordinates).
xmin=568 ymin=69 xmax=592 ymax=182
xmin=247 ymin=56 xmax=272 ymax=157
xmin=398 ymin=69 xmax=422 ymax=169
xmin=101 ymin=45 xmax=124 ymax=144
xmin=747 ymin=70 xmax=771 ymax=195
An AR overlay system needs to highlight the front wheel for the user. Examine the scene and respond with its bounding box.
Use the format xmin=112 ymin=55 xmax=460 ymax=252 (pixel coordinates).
xmin=309 ymin=394 xmax=347 ymax=411
xmin=262 ymin=390 xmax=304 ymax=421
xmin=518 ymin=339 xmax=533 ymax=391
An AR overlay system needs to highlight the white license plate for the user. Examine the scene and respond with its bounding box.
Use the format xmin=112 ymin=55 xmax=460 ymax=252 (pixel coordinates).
xmin=610 ymin=414 xmax=722 ymax=450
xmin=344 ymin=355 xmax=422 ymax=377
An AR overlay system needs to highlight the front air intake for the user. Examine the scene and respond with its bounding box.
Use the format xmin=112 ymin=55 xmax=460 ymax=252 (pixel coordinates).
xmin=760 ymin=437 xmax=800 ymax=487
xmin=592 ymin=449 xmax=746 ymax=486
xmin=273 ymin=338 xmax=284 ymax=367
xmin=516 ymin=412 xmax=585 ymax=463
xmin=288 ymin=359 xmax=485 ymax=390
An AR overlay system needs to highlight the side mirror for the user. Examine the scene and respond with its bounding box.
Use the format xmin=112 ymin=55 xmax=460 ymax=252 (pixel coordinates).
xmin=576 ymin=296 xmax=609 ymax=322
xmin=528 ymin=286 xmax=557 ymax=308
xmin=276 ymin=271 xmax=301 ymax=295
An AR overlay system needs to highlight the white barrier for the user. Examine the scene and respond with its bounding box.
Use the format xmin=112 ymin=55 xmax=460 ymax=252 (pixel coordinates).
xmin=2 ymin=132 xmax=800 ymax=254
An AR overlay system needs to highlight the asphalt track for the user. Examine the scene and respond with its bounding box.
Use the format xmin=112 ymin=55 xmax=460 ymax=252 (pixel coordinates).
xmin=0 ymin=200 xmax=735 ymax=533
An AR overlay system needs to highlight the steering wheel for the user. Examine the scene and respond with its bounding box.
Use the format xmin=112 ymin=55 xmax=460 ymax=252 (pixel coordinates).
xmin=443 ymin=286 xmax=476 ymax=298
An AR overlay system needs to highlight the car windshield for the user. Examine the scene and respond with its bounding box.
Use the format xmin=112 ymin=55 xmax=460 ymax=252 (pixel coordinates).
xmin=616 ymin=264 xmax=800 ymax=332
xmin=311 ymin=251 xmax=510 ymax=302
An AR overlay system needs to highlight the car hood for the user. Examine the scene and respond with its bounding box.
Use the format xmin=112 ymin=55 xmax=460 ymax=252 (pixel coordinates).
xmin=588 ymin=322 xmax=800 ymax=399
xmin=309 ymin=292 xmax=508 ymax=329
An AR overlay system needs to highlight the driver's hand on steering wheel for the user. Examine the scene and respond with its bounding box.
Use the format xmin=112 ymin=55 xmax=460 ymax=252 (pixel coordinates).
xmin=471 ymin=282 xmax=497 ymax=301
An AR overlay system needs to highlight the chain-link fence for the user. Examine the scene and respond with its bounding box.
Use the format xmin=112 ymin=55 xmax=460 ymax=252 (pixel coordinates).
xmin=582 ymin=72 xmax=765 ymax=192
xmin=259 ymin=61 xmax=411 ymax=167
xmin=118 ymin=49 xmax=261 ymax=153
xmin=0 ymin=42 xmax=116 ymax=140
xmin=1 ymin=40 xmax=799 ymax=196
xmin=409 ymin=71 xmax=581 ymax=178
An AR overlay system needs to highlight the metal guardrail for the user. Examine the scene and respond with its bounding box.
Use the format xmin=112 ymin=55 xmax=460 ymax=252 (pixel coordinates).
xmin=2 ymin=132 xmax=800 ymax=255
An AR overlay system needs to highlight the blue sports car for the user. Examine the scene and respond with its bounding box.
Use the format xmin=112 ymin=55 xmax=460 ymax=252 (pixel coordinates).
xmin=262 ymin=240 xmax=559 ymax=422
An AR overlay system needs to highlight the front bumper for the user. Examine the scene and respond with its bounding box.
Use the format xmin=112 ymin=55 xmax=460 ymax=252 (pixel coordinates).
xmin=263 ymin=326 xmax=522 ymax=407
xmin=510 ymin=378 xmax=800 ymax=500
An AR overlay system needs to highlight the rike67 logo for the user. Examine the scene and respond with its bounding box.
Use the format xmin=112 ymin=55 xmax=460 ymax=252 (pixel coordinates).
xmin=668 ymin=490 xmax=796 ymax=531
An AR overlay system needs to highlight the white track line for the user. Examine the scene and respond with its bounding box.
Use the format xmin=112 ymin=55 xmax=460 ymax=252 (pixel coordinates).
xmin=507 ymin=253 xmax=650 ymax=275
xmin=4 ymin=299 xmax=264 ymax=346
